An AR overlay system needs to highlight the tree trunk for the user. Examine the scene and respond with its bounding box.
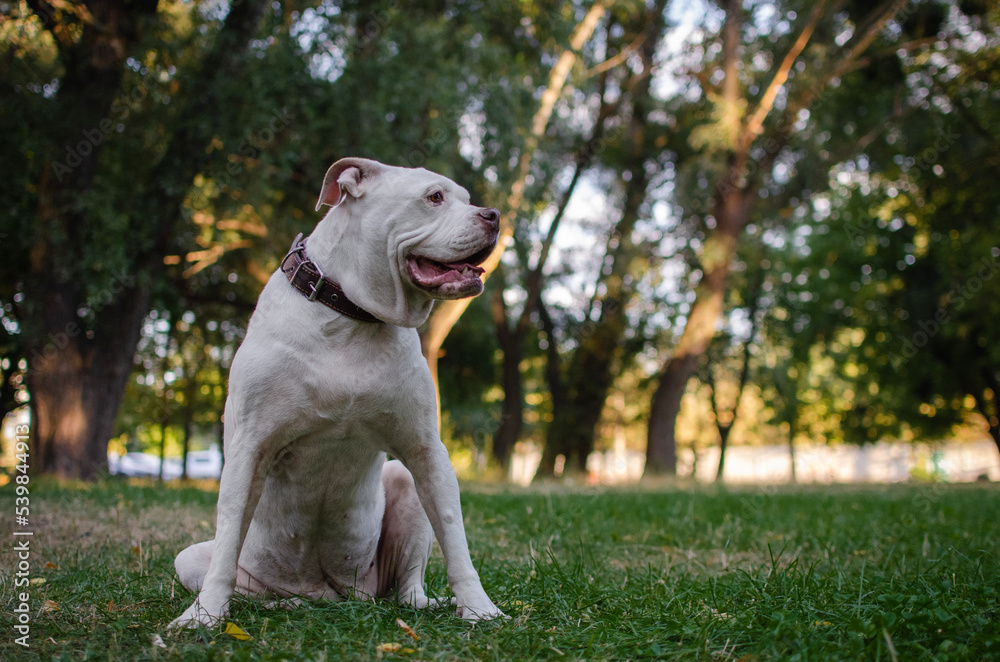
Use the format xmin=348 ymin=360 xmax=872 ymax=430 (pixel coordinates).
xmin=989 ymin=422 xmax=1000 ymax=465
xmin=537 ymin=180 xmax=646 ymax=477
xmin=645 ymin=355 xmax=692 ymax=477
xmin=645 ymin=200 xmax=745 ymax=476
xmin=180 ymin=356 xmax=198 ymax=481
xmin=787 ymin=407 xmax=798 ymax=483
xmin=158 ymin=314 xmax=175 ymax=482
xmin=21 ymin=0 xmax=158 ymax=479
xmin=645 ymin=0 xmax=747 ymax=477
xmin=539 ymin=315 xmax=626 ymax=476
xmin=536 ymin=298 xmax=567 ymax=427
xmin=158 ymin=420 xmax=168 ymax=482
xmin=537 ymin=169 xmax=651 ymax=477
xmin=180 ymin=413 xmax=193 ymax=481
xmin=990 ymin=428 xmax=1000 ymax=473
xmin=492 ymin=354 xmax=523 ymax=469
xmin=644 ymin=0 xmax=900 ymax=479
xmin=715 ymin=425 xmax=731 ymax=483
xmin=25 ymin=282 xmax=150 ymax=479
xmin=489 ymin=272 xmax=524 ymax=468
xmin=489 ymin=143 xmax=592 ymax=470
xmin=710 ymin=286 xmax=760 ymax=483
xmin=22 ymin=0 xmax=267 ymax=479
xmin=771 ymin=358 xmax=802 ymax=483
xmin=535 ymin=6 xmax=666 ymax=481
xmin=975 ymin=369 xmax=1000 ymax=468
xmin=1 ymin=347 xmax=23 ymax=423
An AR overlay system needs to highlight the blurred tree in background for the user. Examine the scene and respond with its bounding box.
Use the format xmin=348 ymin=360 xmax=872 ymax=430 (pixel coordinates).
xmin=1 ymin=0 xmax=998 ymax=481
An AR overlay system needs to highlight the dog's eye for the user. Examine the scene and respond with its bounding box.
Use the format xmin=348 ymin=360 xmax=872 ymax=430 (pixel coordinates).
xmin=427 ymin=191 xmax=445 ymax=205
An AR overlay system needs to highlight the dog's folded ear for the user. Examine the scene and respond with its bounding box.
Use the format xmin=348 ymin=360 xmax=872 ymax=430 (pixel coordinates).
xmin=315 ymin=158 xmax=385 ymax=212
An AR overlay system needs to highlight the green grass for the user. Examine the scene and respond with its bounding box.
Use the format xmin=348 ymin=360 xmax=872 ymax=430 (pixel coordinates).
xmin=1 ymin=479 xmax=998 ymax=660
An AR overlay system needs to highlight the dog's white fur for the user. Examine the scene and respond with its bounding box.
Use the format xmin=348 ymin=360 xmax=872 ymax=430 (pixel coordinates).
xmin=169 ymin=158 xmax=502 ymax=628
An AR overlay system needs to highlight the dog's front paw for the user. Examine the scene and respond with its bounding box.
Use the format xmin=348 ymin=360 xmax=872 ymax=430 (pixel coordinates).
xmin=398 ymin=585 xmax=456 ymax=611
xmin=456 ymin=598 xmax=506 ymax=621
xmin=423 ymin=597 xmax=457 ymax=610
xmin=167 ymin=600 xmax=226 ymax=630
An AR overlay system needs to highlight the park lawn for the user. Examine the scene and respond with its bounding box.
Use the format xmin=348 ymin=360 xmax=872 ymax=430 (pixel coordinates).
xmin=1 ymin=479 xmax=998 ymax=661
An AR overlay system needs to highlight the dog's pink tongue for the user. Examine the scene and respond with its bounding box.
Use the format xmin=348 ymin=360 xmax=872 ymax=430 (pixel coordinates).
xmin=412 ymin=257 xmax=485 ymax=286
xmin=447 ymin=261 xmax=485 ymax=276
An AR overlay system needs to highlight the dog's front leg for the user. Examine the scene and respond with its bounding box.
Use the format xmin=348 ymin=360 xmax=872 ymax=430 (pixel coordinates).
xmin=169 ymin=445 xmax=269 ymax=629
xmin=401 ymin=440 xmax=503 ymax=621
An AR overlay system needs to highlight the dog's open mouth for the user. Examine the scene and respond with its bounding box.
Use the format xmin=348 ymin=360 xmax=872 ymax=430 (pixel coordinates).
xmin=406 ymin=244 xmax=493 ymax=295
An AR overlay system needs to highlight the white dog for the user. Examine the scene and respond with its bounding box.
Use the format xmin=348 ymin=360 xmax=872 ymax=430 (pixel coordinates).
xmin=169 ymin=157 xmax=503 ymax=628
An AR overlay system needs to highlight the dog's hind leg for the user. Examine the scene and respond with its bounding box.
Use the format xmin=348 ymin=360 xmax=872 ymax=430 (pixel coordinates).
xmin=174 ymin=539 xmax=272 ymax=596
xmin=175 ymin=541 xmax=214 ymax=593
xmin=376 ymin=460 xmax=439 ymax=609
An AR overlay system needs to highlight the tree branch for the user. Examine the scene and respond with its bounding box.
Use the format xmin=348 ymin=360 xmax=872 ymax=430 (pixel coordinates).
xmin=788 ymin=0 xmax=909 ymax=118
xmin=586 ymin=33 xmax=647 ymax=77
xmin=503 ymin=0 xmax=609 ymax=253
xmin=516 ymin=84 xmax=624 ymax=338
xmin=740 ymin=0 xmax=908 ymax=197
xmin=740 ymin=0 xmax=828 ymax=150
xmin=490 ymin=264 xmax=514 ymax=348
xmin=420 ymin=1 xmax=609 ymax=357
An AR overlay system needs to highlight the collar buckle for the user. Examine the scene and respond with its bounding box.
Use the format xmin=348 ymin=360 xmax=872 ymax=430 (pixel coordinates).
xmin=280 ymin=233 xmax=382 ymax=324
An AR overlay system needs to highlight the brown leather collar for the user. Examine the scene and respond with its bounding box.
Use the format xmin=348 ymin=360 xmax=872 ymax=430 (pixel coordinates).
xmin=280 ymin=233 xmax=383 ymax=324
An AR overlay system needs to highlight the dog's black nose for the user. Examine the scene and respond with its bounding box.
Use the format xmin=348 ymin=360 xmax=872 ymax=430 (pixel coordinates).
xmin=478 ymin=208 xmax=500 ymax=230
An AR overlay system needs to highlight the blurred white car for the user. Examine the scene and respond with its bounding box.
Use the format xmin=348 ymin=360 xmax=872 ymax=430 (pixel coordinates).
xmin=184 ymin=450 xmax=223 ymax=479
xmin=108 ymin=448 xmax=222 ymax=480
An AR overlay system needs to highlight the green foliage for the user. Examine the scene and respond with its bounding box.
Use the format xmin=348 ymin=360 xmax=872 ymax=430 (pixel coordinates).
xmin=713 ymin=2 xmax=1000 ymax=450
xmin=0 ymin=0 xmax=573 ymax=466
xmin=437 ymin=292 xmax=501 ymax=458
xmin=2 ymin=0 xmax=999 ymax=475
xmin=115 ymin=308 xmax=234 ymax=457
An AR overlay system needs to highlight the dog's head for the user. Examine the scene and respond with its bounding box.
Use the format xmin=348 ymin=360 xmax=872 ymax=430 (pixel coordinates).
xmin=307 ymin=157 xmax=500 ymax=327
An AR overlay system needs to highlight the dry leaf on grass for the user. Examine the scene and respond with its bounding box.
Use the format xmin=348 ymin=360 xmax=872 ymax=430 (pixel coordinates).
xmin=223 ymin=622 xmax=252 ymax=641
xmin=41 ymin=600 xmax=60 ymax=612
xmin=376 ymin=643 xmax=416 ymax=655
xmin=508 ymin=600 xmax=531 ymax=611
xmin=395 ymin=617 xmax=419 ymax=640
